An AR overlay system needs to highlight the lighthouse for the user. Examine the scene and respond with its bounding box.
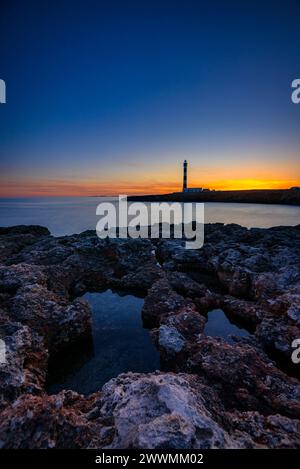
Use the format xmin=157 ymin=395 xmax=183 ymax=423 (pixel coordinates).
xmin=183 ymin=160 xmax=188 ymax=191
xmin=181 ymin=160 xmax=206 ymax=193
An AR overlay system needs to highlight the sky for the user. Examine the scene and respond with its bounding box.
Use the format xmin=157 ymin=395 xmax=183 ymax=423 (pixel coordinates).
xmin=0 ymin=0 xmax=299 ymax=196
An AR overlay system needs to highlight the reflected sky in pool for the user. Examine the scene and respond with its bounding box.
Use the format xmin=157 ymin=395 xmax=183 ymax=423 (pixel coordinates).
xmin=47 ymin=289 xmax=160 ymax=395
xmin=204 ymin=308 xmax=251 ymax=344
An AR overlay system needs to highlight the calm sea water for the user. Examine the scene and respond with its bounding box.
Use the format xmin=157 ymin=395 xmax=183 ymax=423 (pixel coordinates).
xmin=0 ymin=197 xmax=299 ymax=236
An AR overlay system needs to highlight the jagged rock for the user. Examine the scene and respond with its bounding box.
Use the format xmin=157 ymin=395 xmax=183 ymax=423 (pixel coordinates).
xmin=226 ymin=411 xmax=300 ymax=448
xmin=0 ymin=225 xmax=50 ymax=264
xmin=161 ymin=304 xmax=206 ymax=340
xmin=97 ymin=372 xmax=300 ymax=449
xmin=0 ymin=390 xmax=102 ymax=449
xmin=0 ymin=263 xmax=47 ymax=293
xmin=115 ymin=262 xmax=164 ymax=291
xmin=9 ymin=284 xmax=92 ymax=354
xmin=142 ymin=278 xmax=187 ymax=327
xmin=188 ymin=336 xmax=300 ymax=418
xmin=0 ymin=320 xmax=47 ymax=409
xmin=98 ymin=373 xmax=237 ymax=449
xmin=1 ymin=371 xmax=299 ymax=449
xmin=0 ymin=224 xmax=299 ymax=448
xmin=221 ymin=295 xmax=259 ymax=326
xmin=166 ymin=271 xmax=210 ymax=298
xmin=159 ymin=325 xmax=186 ymax=355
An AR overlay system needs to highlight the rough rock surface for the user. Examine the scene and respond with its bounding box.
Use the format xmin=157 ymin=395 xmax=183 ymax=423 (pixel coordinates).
xmin=0 ymin=223 xmax=299 ymax=448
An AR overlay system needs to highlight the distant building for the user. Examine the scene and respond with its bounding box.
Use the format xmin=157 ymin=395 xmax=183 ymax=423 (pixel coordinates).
xmin=183 ymin=187 xmax=203 ymax=193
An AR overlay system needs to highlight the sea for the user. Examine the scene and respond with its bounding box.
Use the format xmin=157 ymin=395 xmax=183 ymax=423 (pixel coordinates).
xmin=0 ymin=197 xmax=299 ymax=236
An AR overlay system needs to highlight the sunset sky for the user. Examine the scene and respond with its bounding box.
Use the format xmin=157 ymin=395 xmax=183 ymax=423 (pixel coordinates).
xmin=0 ymin=0 xmax=299 ymax=197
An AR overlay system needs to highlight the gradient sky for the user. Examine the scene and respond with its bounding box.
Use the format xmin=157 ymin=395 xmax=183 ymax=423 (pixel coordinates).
xmin=0 ymin=0 xmax=299 ymax=196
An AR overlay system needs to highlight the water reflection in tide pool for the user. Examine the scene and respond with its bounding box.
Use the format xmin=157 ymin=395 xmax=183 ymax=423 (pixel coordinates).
xmin=47 ymin=289 xmax=160 ymax=395
xmin=204 ymin=309 xmax=251 ymax=344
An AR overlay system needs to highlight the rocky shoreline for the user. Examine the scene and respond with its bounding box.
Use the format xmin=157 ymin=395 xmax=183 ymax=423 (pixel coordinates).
xmin=0 ymin=223 xmax=299 ymax=448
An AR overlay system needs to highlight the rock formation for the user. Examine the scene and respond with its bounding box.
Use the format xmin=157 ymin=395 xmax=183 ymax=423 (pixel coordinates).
xmin=0 ymin=223 xmax=299 ymax=448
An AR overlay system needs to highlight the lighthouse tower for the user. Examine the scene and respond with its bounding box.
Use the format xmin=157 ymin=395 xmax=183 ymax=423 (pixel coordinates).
xmin=183 ymin=160 xmax=188 ymax=192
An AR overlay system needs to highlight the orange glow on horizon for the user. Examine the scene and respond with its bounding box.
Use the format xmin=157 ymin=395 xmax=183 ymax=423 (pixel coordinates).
xmin=0 ymin=176 xmax=299 ymax=197
xmin=1 ymin=157 xmax=299 ymax=197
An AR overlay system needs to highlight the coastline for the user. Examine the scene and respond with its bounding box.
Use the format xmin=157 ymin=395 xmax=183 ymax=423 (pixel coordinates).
xmin=0 ymin=223 xmax=299 ymax=448
xmin=128 ymin=189 xmax=300 ymax=206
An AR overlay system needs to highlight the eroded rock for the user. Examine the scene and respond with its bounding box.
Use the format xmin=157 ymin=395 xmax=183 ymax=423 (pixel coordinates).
xmin=0 ymin=224 xmax=299 ymax=448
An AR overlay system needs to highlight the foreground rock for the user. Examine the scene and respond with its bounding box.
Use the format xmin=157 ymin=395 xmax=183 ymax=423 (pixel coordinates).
xmin=0 ymin=390 xmax=102 ymax=449
xmin=1 ymin=372 xmax=299 ymax=449
xmin=0 ymin=224 xmax=299 ymax=448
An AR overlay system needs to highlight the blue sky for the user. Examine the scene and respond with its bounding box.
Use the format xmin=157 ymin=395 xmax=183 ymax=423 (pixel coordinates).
xmin=0 ymin=0 xmax=299 ymax=195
